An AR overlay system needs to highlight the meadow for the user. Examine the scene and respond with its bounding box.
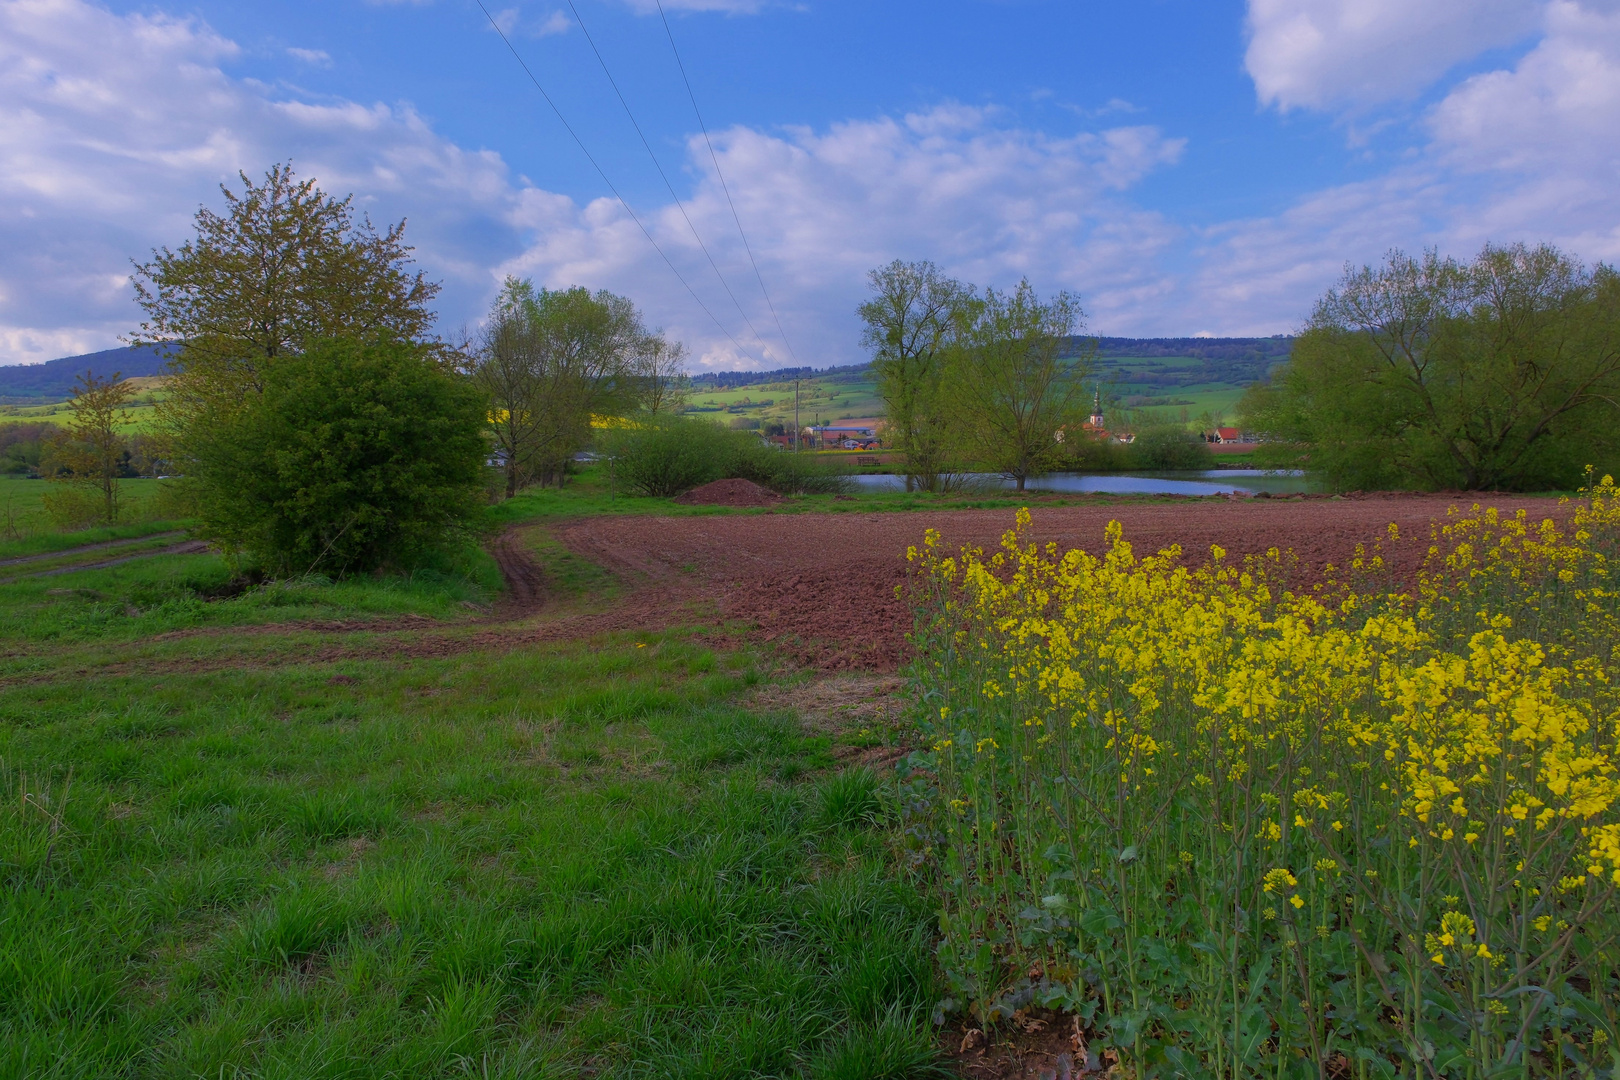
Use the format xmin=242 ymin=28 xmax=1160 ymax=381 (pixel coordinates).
xmin=0 ymin=471 xmax=950 ymax=1079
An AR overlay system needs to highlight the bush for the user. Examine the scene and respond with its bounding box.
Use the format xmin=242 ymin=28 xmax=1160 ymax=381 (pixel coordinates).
xmin=1061 ymin=435 xmax=1131 ymax=472
xmin=1124 ymin=424 xmax=1214 ymax=470
xmin=604 ymin=416 xmax=852 ymax=497
xmin=730 ymin=446 xmax=853 ymax=495
xmin=603 ymin=416 xmax=736 ymax=497
xmin=185 ymin=336 xmax=488 ymax=575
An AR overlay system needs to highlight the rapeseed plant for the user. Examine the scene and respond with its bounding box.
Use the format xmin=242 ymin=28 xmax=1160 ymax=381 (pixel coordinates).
xmin=907 ymin=476 xmax=1620 ymax=1080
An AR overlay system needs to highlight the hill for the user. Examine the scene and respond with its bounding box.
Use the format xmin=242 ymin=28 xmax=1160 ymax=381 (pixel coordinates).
xmin=684 ymin=336 xmax=1293 ymax=429
xmin=0 ymin=345 xmax=171 ymax=403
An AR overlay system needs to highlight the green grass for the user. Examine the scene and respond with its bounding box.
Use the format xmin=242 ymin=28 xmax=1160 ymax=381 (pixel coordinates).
xmin=0 ymin=482 xmax=947 ymax=1078
xmin=0 ymin=387 xmax=166 ymax=432
xmin=0 ymin=478 xmax=181 ymax=552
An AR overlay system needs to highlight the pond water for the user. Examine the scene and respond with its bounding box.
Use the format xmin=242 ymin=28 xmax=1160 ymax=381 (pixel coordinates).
xmin=848 ymin=469 xmax=1315 ymax=497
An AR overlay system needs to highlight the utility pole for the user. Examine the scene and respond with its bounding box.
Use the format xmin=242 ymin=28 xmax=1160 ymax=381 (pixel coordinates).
xmin=793 ymin=378 xmax=800 ymax=452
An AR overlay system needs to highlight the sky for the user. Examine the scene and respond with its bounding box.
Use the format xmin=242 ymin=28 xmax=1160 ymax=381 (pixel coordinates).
xmin=2 ymin=0 xmax=1618 ymax=371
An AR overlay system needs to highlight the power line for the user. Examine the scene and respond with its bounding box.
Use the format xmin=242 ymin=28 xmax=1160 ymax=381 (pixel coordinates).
xmin=472 ymin=0 xmax=765 ymax=366
xmin=562 ymin=0 xmax=781 ymax=366
xmin=655 ymin=0 xmax=802 ymax=368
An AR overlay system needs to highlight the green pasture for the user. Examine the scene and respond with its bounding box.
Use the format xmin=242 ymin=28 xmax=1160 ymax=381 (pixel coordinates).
xmin=0 ymin=384 xmax=167 ymax=433
xmin=0 ymin=470 xmax=944 ymax=1079
xmin=684 ymin=371 xmax=883 ymax=429
xmin=0 ymin=478 xmax=180 ymax=552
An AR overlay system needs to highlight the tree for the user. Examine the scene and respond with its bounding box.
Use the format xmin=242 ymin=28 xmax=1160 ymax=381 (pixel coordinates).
xmin=130 ymin=163 xmax=440 ymax=429
xmin=469 ymin=278 xmax=647 ymax=496
xmin=43 ymin=370 xmax=136 ymax=526
xmin=185 ymin=336 xmax=487 ymax=574
xmin=945 ymin=280 xmax=1092 ymax=491
xmin=1241 ymin=244 xmax=1620 ymax=491
xmin=634 ymin=335 xmax=689 ymax=416
xmin=858 ymin=260 xmax=973 ymax=491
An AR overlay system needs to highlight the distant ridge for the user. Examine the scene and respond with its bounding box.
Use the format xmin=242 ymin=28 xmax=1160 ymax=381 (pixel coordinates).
xmin=0 ymin=345 xmax=171 ymax=402
xmin=688 ymin=336 xmax=1294 ymax=386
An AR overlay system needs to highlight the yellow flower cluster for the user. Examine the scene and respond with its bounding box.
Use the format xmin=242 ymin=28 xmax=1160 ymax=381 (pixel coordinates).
xmin=909 ymin=475 xmax=1620 ymax=1065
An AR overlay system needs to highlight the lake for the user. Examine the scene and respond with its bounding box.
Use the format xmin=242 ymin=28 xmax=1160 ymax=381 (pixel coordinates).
xmin=848 ymin=469 xmax=1315 ymax=497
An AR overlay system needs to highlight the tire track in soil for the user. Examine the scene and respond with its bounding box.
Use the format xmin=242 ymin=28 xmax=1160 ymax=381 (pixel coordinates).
xmin=0 ymin=531 xmax=186 ymax=569
xmin=491 ymin=526 xmax=547 ymax=615
xmin=5 ymin=540 xmax=211 ymax=581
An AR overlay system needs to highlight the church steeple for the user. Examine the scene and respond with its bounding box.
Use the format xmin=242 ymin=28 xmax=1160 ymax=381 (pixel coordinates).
xmin=1089 ymin=388 xmax=1104 ymax=429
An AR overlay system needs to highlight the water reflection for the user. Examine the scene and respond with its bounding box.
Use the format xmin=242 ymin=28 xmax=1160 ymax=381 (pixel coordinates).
xmin=848 ymin=469 xmax=1314 ymax=497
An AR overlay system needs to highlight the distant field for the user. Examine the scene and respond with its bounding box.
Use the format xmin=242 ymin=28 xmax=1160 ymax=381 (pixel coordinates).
xmin=686 ymin=370 xmax=882 ymax=428
xmin=683 ymin=337 xmax=1285 ymax=431
xmin=0 ymin=379 xmax=166 ymax=432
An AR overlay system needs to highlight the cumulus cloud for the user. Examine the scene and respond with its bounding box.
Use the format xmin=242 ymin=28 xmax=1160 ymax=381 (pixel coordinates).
xmin=498 ymin=107 xmax=1188 ymax=368
xmin=286 ymin=46 xmax=332 ymax=66
xmin=1245 ymin=0 xmax=1541 ymax=110
xmin=0 ymin=0 xmax=525 ymax=365
xmin=1192 ymin=0 xmax=1620 ymax=334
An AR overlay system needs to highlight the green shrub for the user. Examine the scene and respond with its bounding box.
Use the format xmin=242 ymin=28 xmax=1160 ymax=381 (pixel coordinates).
xmin=731 ymin=446 xmax=853 ymax=495
xmin=603 ymin=416 xmax=736 ymax=497
xmin=1061 ymin=435 xmax=1131 ymax=472
xmin=605 ymin=417 xmax=851 ymax=497
xmin=185 ymin=336 xmax=488 ymax=575
xmin=1124 ymin=424 xmax=1214 ymax=470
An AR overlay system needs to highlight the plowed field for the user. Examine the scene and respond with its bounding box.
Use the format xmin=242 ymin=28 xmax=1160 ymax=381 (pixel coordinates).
xmin=558 ymin=493 xmax=1567 ymax=670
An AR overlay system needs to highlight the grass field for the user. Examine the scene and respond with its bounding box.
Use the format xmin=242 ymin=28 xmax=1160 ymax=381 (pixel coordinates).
xmin=0 ymin=469 xmax=946 ymax=1078
xmin=0 ymin=378 xmax=167 ymax=433
xmin=1 ymin=478 xmax=181 ymax=551
xmin=681 ymin=351 xmax=1256 ymax=435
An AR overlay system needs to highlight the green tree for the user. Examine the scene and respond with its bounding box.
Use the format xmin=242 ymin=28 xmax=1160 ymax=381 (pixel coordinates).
xmin=634 ymin=335 xmax=689 ymax=417
xmin=1243 ymin=244 xmax=1620 ymax=490
xmin=130 ymin=163 xmax=440 ymax=431
xmin=858 ymin=260 xmax=973 ymax=492
xmin=42 ymin=370 xmax=136 ymax=526
xmin=945 ymin=280 xmax=1092 ymax=491
xmin=186 ymin=336 xmax=487 ymax=574
xmin=470 ymin=278 xmax=647 ymax=496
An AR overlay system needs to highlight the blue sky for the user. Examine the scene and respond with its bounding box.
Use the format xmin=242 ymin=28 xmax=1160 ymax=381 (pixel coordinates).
xmin=3 ymin=0 xmax=1618 ymax=369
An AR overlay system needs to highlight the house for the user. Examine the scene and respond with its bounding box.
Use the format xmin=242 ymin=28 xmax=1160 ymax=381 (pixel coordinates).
xmin=809 ymin=421 xmax=882 ymax=449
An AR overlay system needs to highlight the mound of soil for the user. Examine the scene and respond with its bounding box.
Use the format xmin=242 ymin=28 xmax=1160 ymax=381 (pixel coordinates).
xmin=674 ymin=478 xmax=783 ymax=507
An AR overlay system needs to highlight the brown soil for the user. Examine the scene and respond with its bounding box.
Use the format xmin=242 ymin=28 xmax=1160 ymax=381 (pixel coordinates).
xmin=944 ymin=1012 xmax=1110 ymax=1079
xmin=556 ymin=492 xmax=1568 ymax=671
xmin=673 ymin=478 xmax=783 ymax=507
xmin=490 ymin=526 xmax=547 ymax=614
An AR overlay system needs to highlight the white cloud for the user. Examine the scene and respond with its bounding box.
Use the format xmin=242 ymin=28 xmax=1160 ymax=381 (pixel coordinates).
xmin=1188 ymin=0 xmax=1620 ymax=333
xmin=1245 ymin=0 xmax=1541 ymax=110
xmin=533 ymin=9 xmax=569 ymax=36
xmin=286 ymin=46 xmax=331 ymax=66
xmin=0 ymin=0 xmax=526 ymax=365
xmin=1430 ymin=1 xmax=1620 ymax=172
xmin=498 ymin=106 xmax=1188 ymax=368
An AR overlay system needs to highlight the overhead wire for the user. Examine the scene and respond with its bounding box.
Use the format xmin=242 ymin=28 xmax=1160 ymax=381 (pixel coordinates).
xmin=654 ymin=0 xmax=802 ymax=367
xmin=472 ymin=0 xmax=766 ymax=366
xmin=562 ymin=0 xmax=782 ymax=365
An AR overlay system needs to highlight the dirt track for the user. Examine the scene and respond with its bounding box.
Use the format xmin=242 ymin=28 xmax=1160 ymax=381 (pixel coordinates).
xmin=557 ymin=493 xmax=1568 ymax=670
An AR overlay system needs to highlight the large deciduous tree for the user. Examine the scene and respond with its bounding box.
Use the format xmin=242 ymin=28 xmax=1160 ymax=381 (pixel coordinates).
xmin=470 ymin=278 xmax=651 ymax=496
xmin=945 ymin=280 xmax=1092 ymax=491
xmin=130 ymin=163 xmax=441 ymax=425
xmin=858 ymin=260 xmax=972 ymax=492
xmin=1242 ymin=244 xmax=1620 ymax=491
